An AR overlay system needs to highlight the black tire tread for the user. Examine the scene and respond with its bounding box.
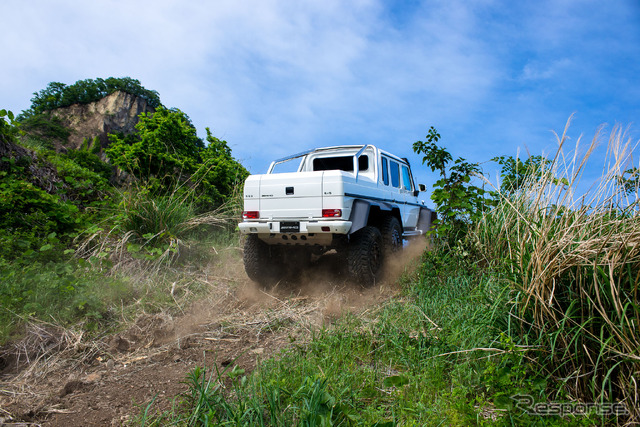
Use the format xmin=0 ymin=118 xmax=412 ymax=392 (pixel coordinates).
xmin=380 ymin=216 xmax=402 ymax=256
xmin=348 ymin=226 xmax=383 ymax=286
xmin=243 ymin=234 xmax=270 ymax=283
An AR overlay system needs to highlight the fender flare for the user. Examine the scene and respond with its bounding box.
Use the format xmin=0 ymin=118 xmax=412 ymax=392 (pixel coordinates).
xmin=348 ymin=199 xmax=397 ymax=235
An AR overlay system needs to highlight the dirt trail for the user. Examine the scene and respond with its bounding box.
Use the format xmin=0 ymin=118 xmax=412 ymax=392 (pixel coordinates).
xmin=0 ymin=244 xmax=424 ymax=426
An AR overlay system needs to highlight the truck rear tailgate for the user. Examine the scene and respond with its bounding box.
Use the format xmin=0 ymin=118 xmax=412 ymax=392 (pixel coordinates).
xmin=255 ymin=171 xmax=324 ymax=219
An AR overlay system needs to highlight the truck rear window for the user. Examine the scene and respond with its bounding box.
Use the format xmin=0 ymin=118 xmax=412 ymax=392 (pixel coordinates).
xmin=313 ymin=155 xmax=369 ymax=172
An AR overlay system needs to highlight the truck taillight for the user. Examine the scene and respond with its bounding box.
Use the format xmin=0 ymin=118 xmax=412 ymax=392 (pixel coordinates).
xmin=243 ymin=211 xmax=260 ymax=219
xmin=322 ymin=209 xmax=342 ymax=218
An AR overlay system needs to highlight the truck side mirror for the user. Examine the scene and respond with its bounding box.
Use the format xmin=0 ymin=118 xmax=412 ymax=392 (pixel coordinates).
xmin=418 ymin=184 xmax=426 ymax=192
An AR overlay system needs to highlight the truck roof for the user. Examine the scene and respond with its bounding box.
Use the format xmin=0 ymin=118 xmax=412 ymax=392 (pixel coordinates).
xmin=269 ymin=145 xmax=409 ymax=173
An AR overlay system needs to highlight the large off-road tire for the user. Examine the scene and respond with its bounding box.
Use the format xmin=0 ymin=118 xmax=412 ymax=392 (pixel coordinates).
xmin=380 ymin=216 xmax=402 ymax=256
xmin=243 ymin=235 xmax=283 ymax=287
xmin=347 ymin=226 xmax=383 ymax=286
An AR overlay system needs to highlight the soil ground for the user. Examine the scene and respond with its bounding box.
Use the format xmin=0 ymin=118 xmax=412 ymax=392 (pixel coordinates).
xmin=0 ymin=244 xmax=424 ymax=426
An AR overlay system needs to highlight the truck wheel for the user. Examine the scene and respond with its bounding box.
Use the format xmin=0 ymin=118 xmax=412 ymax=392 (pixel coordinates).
xmin=348 ymin=226 xmax=383 ymax=286
xmin=380 ymin=216 xmax=402 ymax=256
xmin=243 ymin=235 xmax=282 ymax=287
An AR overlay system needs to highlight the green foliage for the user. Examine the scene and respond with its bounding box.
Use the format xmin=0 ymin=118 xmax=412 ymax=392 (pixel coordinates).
xmin=0 ymin=179 xmax=79 ymax=255
xmin=1 ymin=109 xmax=21 ymax=138
xmin=19 ymin=77 xmax=161 ymax=119
xmin=0 ymin=128 xmax=83 ymax=259
xmin=106 ymin=108 xmax=248 ymax=209
xmin=116 ymin=187 xmax=197 ymax=245
xmin=161 ymin=366 xmax=353 ymax=427
xmin=18 ymin=113 xmax=71 ymax=146
xmin=1 ymin=107 xmax=110 ymax=260
xmin=413 ymin=126 xmax=492 ymax=247
xmin=106 ymin=106 xmax=203 ymax=180
xmin=492 ymin=154 xmax=568 ymax=194
xmin=63 ymin=137 xmax=112 ymax=181
xmin=1 ymin=97 xmax=246 ymax=346
xmin=193 ymin=128 xmax=250 ymax=208
xmin=45 ymin=152 xmax=110 ymax=204
xmin=617 ymin=166 xmax=640 ymax=195
xmin=0 ymin=257 xmax=132 ymax=341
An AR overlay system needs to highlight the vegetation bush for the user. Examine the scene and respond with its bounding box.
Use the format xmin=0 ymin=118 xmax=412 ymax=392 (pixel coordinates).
xmin=64 ymin=137 xmax=113 ymax=181
xmin=0 ymin=257 xmax=132 ymax=341
xmin=18 ymin=113 xmax=71 ymax=148
xmin=90 ymin=185 xmax=230 ymax=264
xmin=106 ymin=106 xmax=249 ymax=210
xmin=412 ymin=126 xmax=494 ymax=249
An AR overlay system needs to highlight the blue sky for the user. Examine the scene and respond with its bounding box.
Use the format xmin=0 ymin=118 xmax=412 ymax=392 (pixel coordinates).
xmin=2 ymin=0 xmax=639 ymax=196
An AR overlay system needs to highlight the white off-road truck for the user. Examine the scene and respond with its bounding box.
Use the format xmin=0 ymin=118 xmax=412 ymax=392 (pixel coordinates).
xmin=238 ymin=145 xmax=436 ymax=286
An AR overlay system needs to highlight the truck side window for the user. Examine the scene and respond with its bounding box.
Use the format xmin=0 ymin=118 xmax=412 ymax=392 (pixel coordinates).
xmin=313 ymin=155 xmax=369 ymax=172
xmin=401 ymin=165 xmax=413 ymax=191
xmin=358 ymin=155 xmax=369 ymax=171
xmin=390 ymin=161 xmax=400 ymax=188
xmin=381 ymin=157 xmax=389 ymax=185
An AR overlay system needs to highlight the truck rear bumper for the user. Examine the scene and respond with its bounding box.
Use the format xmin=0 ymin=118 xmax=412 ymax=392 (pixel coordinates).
xmin=238 ymin=220 xmax=352 ymax=235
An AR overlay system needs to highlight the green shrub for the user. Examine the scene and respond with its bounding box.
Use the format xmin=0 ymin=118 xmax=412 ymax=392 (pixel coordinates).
xmin=106 ymin=108 xmax=248 ymax=211
xmin=19 ymin=113 xmax=71 ymax=144
xmin=0 ymin=258 xmax=132 ymax=342
xmin=64 ymin=137 xmax=113 ymax=181
xmin=412 ymin=126 xmax=493 ymax=249
xmin=0 ymin=179 xmax=79 ymax=258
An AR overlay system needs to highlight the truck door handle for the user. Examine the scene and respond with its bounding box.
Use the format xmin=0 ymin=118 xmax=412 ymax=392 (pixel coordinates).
xmin=286 ymin=187 xmax=294 ymax=195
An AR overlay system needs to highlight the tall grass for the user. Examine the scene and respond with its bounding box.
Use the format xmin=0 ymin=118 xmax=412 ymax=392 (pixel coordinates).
xmin=78 ymin=182 xmax=240 ymax=267
xmin=475 ymin=120 xmax=640 ymax=421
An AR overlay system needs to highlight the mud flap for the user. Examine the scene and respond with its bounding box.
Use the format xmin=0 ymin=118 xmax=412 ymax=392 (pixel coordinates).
xmin=417 ymin=208 xmax=436 ymax=234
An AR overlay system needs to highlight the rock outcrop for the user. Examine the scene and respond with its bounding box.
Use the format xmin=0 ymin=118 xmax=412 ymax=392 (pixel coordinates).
xmin=0 ymin=132 xmax=67 ymax=195
xmin=52 ymin=90 xmax=154 ymax=151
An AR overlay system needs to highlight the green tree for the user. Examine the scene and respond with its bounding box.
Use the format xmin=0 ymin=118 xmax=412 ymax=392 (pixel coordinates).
xmin=193 ymin=129 xmax=249 ymax=206
xmin=492 ymin=155 xmax=566 ymax=194
xmin=413 ymin=126 xmax=491 ymax=247
xmin=106 ymin=106 xmax=204 ymax=181
xmin=106 ymin=109 xmax=248 ymax=209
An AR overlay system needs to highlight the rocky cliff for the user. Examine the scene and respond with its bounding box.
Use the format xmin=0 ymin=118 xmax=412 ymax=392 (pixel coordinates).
xmin=52 ymin=90 xmax=154 ymax=151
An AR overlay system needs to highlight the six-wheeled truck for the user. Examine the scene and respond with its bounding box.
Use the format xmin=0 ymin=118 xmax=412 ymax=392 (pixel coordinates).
xmin=238 ymin=145 xmax=435 ymax=286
